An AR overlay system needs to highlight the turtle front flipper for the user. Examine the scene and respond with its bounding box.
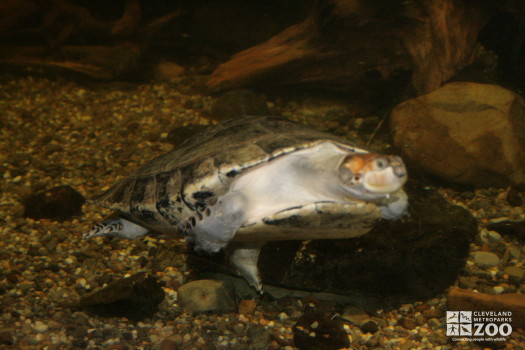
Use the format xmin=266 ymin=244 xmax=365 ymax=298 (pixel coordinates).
xmin=225 ymin=241 xmax=265 ymax=292
xmin=84 ymin=218 xmax=149 ymax=240
xmin=190 ymin=191 xmax=248 ymax=253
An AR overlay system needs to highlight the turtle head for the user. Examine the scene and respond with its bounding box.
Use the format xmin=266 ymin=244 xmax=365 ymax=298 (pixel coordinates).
xmin=339 ymin=153 xmax=407 ymax=199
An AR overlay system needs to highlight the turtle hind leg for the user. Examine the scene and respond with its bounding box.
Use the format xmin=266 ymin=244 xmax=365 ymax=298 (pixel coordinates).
xmin=225 ymin=241 xmax=265 ymax=292
xmin=84 ymin=218 xmax=149 ymax=240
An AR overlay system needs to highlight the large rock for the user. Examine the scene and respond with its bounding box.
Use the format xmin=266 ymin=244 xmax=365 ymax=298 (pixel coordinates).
xmin=390 ymin=82 xmax=525 ymax=187
xmin=188 ymin=182 xmax=477 ymax=307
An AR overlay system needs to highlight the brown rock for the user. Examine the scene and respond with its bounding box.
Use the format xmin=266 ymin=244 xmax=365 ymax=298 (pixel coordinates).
xmin=391 ymin=82 xmax=525 ymax=187
xmin=398 ymin=317 xmax=417 ymax=330
xmin=160 ymin=334 xmax=183 ymax=350
xmin=238 ymin=299 xmax=257 ymax=315
xmin=177 ymin=279 xmax=236 ymax=314
xmin=447 ymin=287 xmax=525 ymax=329
xmin=422 ymin=308 xmax=444 ymax=319
xmin=22 ymin=185 xmax=86 ymax=221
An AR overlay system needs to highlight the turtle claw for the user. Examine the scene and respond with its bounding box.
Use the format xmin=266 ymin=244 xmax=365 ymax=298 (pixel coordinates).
xmin=84 ymin=218 xmax=149 ymax=240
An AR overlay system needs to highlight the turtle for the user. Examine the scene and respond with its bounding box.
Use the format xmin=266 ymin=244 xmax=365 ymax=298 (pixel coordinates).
xmin=85 ymin=116 xmax=408 ymax=291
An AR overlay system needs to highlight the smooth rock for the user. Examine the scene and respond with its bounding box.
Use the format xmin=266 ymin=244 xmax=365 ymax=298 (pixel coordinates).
xmin=503 ymin=266 xmax=525 ymax=281
xmin=238 ymin=299 xmax=257 ymax=315
xmin=77 ymin=272 xmax=165 ymax=321
xmin=247 ymin=325 xmax=271 ymax=350
xmin=160 ymin=334 xmax=183 ymax=350
xmin=447 ymin=287 xmax=525 ymax=329
xmin=398 ymin=317 xmax=417 ymax=330
xmin=472 ymin=251 xmax=500 ymax=267
xmin=422 ymin=308 xmax=444 ymax=319
xmin=177 ymin=279 xmax=236 ymax=314
xmin=22 ymin=185 xmax=85 ymax=221
xmin=359 ymin=320 xmax=379 ymax=334
xmin=390 ymin=82 xmax=525 ymax=187
xmin=293 ymin=312 xmax=350 ymax=350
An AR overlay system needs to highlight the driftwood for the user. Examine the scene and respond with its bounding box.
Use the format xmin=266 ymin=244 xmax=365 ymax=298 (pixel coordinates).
xmin=0 ymin=44 xmax=141 ymax=79
xmin=0 ymin=0 xmax=181 ymax=79
xmin=207 ymin=0 xmax=492 ymax=94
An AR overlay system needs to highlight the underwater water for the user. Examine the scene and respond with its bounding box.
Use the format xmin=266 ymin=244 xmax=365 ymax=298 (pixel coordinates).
xmin=0 ymin=1 xmax=524 ymax=349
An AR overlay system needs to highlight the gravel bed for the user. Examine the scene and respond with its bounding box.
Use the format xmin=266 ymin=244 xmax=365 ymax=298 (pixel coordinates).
xmin=0 ymin=75 xmax=524 ymax=349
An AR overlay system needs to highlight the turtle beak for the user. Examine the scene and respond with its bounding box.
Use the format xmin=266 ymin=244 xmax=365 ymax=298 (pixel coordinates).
xmin=362 ymin=157 xmax=407 ymax=194
xmin=390 ymin=156 xmax=407 ymax=179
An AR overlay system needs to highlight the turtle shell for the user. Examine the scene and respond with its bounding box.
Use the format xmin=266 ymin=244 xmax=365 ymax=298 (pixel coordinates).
xmin=93 ymin=116 xmax=375 ymax=238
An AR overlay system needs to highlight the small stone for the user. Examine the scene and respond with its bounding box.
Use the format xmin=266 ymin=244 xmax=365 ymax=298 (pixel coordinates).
xmin=480 ymin=230 xmax=502 ymax=243
xmin=359 ymin=320 xmax=379 ymax=334
xmin=33 ymin=321 xmax=48 ymax=333
xmin=400 ymin=340 xmax=416 ymax=350
xmin=493 ymin=286 xmax=505 ymax=294
xmin=398 ymin=317 xmax=417 ymax=330
xmin=458 ymin=276 xmax=478 ymax=289
xmin=508 ymin=245 xmax=522 ymax=259
xmin=503 ymin=266 xmax=525 ymax=281
xmin=472 ymin=251 xmax=500 ymax=267
xmin=238 ymin=299 xmax=257 ymax=315
xmin=160 ymin=334 xmax=183 ymax=350
xmin=247 ymin=325 xmax=271 ymax=350
xmin=177 ymin=279 xmax=236 ymax=314
xmin=422 ymin=308 xmax=443 ymax=319
xmin=426 ymin=298 xmax=441 ymax=306
xmin=398 ymin=304 xmax=413 ymax=314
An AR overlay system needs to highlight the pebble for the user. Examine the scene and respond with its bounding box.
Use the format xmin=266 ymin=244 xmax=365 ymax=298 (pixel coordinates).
xmin=32 ymin=321 xmax=49 ymax=333
xmin=504 ymin=266 xmax=525 ymax=280
xmin=177 ymin=279 xmax=237 ymax=314
xmin=422 ymin=309 xmax=443 ymax=319
xmin=360 ymin=320 xmax=379 ymax=334
xmin=397 ymin=318 xmax=417 ymax=330
xmin=472 ymin=251 xmax=500 ymax=267
xmin=247 ymin=325 xmax=271 ymax=350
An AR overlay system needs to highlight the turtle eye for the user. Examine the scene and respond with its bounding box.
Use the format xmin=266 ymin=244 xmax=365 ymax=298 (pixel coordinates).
xmin=374 ymin=158 xmax=388 ymax=170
